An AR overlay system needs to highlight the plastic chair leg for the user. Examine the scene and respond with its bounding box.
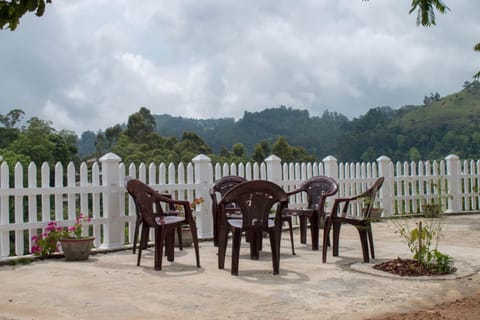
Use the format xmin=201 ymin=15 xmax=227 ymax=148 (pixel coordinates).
xmin=218 ymin=226 xmax=229 ymax=269
xmin=332 ymin=222 xmax=341 ymax=257
xmin=367 ymin=228 xmax=375 ymax=259
xmin=322 ymin=216 xmax=332 ymax=263
xmin=231 ymin=229 xmax=242 ymax=275
xmin=285 ymin=217 xmax=295 ymax=255
xmin=154 ymin=226 xmax=167 ymax=270
xmin=357 ymin=228 xmax=370 ymax=263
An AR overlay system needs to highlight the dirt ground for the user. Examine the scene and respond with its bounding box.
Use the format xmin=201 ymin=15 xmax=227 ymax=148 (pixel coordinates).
xmin=370 ymin=292 xmax=480 ymax=320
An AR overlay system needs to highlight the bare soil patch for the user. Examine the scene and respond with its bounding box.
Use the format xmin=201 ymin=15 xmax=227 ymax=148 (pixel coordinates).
xmin=369 ymin=292 xmax=480 ymax=320
xmin=370 ymin=258 xmax=477 ymax=320
xmin=373 ymin=257 xmax=456 ymax=277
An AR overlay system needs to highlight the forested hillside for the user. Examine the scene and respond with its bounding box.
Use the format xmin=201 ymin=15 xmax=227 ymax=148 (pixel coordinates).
xmin=4 ymin=81 xmax=478 ymax=167
xmin=154 ymin=107 xmax=348 ymax=159
xmin=153 ymin=80 xmax=480 ymax=162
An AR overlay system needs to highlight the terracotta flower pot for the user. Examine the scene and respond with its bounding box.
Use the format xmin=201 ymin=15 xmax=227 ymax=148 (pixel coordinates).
xmin=174 ymin=228 xmax=193 ymax=247
xmin=59 ymin=237 xmax=95 ymax=261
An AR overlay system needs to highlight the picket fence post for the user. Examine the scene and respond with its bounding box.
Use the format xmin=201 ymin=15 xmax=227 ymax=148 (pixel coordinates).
xmin=445 ymin=154 xmax=461 ymax=213
xmin=323 ymin=156 xmax=338 ymax=181
xmin=99 ymin=152 xmax=124 ymax=249
xmin=265 ymin=154 xmax=282 ymax=184
xmin=377 ymin=155 xmax=393 ymax=215
xmin=193 ymin=154 xmax=213 ymax=238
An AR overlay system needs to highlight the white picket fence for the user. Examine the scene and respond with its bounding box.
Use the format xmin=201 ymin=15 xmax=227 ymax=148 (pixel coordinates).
xmin=0 ymin=152 xmax=478 ymax=259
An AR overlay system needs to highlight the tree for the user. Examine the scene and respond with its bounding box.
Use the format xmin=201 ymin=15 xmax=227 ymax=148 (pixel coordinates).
xmin=408 ymin=0 xmax=449 ymax=26
xmin=475 ymin=42 xmax=480 ymax=79
xmin=272 ymin=137 xmax=293 ymax=162
xmin=365 ymin=1 xmax=479 ymax=78
xmin=409 ymin=1 xmax=479 ymax=78
xmin=231 ymin=143 xmax=245 ymax=157
xmin=125 ymin=107 xmax=156 ymax=143
xmin=95 ymin=124 xmax=124 ymax=156
xmin=423 ymin=92 xmax=441 ymax=105
xmin=77 ymin=130 xmax=96 ymax=158
xmin=408 ymin=147 xmax=422 ymax=161
xmin=0 ymin=109 xmax=25 ymax=128
xmin=7 ymin=117 xmax=77 ymax=166
xmin=252 ymin=143 xmax=266 ymax=163
xmin=0 ymin=0 xmax=52 ymax=30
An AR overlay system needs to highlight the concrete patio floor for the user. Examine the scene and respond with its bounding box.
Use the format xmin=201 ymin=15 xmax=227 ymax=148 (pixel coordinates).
xmin=1 ymin=214 xmax=479 ymax=320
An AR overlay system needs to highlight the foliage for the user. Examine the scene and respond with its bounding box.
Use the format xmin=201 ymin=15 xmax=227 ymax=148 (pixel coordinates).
xmin=31 ymin=213 xmax=92 ymax=256
xmin=475 ymin=42 xmax=480 ymax=79
xmin=409 ymin=0 xmax=449 ymax=27
xmin=73 ymin=83 xmax=480 ymax=164
xmin=0 ymin=109 xmax=24 ymax=128
xmin=406 ymin=0 xmax=478 ymax=79
xmin=125 ymin=107 xmax=156 ymax=144
xmin=393 ymin=217 xmax=455 ymax=273
xmin=5 ymin=116 xmax=78 ymax=167
xmin=5 ymin=81 xmax=480 ymax=168
xmin=0 ymin=0 xmax=51 ymax=30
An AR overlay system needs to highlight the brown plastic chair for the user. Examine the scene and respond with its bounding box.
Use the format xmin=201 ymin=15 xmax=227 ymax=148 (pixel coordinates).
xmin=126 ymin=178 xmax=200 ymax=270
xmin=283 ymin=176 xmax=338 ymax=253
xmin=322 ymin=176 xmax=384 ymax=263
xmin=209 ymin=176 xmax=246 ymax=247
xmin=217 ymin=180 xmax=289 ymax=275
xmin=124 ymin=176 xmax=183 ymax=254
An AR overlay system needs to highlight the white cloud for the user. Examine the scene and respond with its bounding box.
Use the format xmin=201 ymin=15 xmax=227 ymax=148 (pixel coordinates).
xmin=0 ymin=0 xmax=479 ymax=133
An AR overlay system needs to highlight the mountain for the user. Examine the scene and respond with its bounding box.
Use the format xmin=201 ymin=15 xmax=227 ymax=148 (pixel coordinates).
xmin=152 ymin=81 xmax=480 ymax=162
xmin=77 ymin=80 xmax=480 ymax=162
xmin=154 ymin=106 xmax=349 ymax=160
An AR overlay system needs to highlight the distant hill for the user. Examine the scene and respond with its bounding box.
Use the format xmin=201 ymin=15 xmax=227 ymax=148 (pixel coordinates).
xmin=154 ymin=106 xmax=349 ymax=160
xmin=76 ymin=80 xmax=480 ymax=162
xmin=393 ymin=81 xmax=480 ymax=131
xmin=153 ymin=80 xmax=480 ymax=162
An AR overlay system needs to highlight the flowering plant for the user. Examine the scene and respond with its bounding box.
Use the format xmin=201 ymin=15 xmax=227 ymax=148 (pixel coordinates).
xmin=190 ymin=197 xmax=205 ymax=210
xmin=31 ymin=213 xmax=92 ymax=256
xmin=31 ymin=221 xmax=63 ymax=256
xmin=66 ymin=213 xmax=92 ymax=239
xmin=175 ymin=197 xmax=205 ymax=213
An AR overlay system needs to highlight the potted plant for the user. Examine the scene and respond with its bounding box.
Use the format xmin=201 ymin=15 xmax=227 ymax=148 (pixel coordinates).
xmin=174 ymin=197 xmax=204 ymax=247
xmin=361 ymin=197 xmax=383 ymax=222
xmin=59 ymin=213 xmax=95 ymax=261
xmin=31 ymin=213 xmax=94 ymax=261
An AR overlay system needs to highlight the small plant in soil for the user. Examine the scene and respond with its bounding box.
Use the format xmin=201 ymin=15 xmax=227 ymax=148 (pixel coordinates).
xmin=375 ymin=216 xmax=456 ymax=276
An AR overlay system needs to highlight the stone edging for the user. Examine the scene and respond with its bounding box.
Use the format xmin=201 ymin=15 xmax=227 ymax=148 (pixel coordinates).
xmin=350 ymin=260 xmax=478 ymax=280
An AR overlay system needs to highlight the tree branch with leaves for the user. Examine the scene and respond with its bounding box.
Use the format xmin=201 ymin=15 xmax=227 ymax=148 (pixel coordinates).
xmin=0 ymin=0 xmax=51 ymax=30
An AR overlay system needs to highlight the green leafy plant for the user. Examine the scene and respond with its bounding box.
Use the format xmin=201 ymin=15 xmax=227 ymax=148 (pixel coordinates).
xmin=393 ymin=217 xmax=455 ymax=274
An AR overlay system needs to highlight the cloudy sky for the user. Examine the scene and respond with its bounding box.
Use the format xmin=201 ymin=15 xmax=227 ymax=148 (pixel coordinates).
xmin=1 ymin=1 xmax=479 ymax=135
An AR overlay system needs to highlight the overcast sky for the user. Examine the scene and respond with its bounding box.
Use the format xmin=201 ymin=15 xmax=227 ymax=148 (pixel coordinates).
xmin=1 ymin=1 xmax=479 ymax=135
